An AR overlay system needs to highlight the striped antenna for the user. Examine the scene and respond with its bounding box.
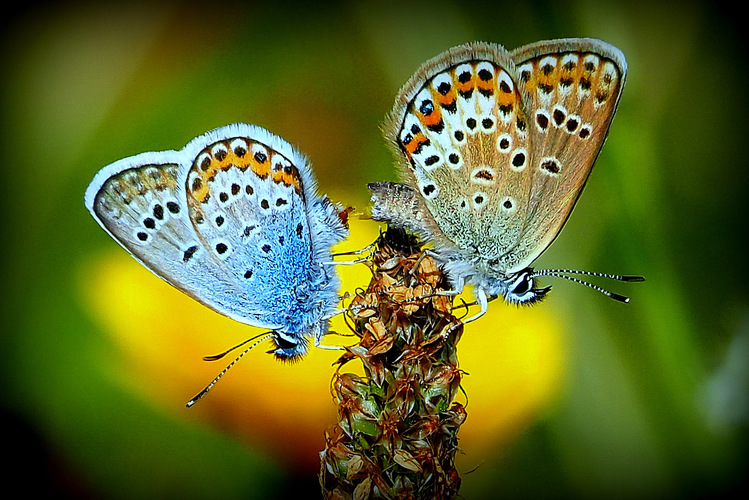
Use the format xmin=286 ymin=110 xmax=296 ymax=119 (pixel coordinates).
xmin=531 ymin=269 xmax=645 ymax=303
xmin=186 ymin=332 xmax=274 ymax=407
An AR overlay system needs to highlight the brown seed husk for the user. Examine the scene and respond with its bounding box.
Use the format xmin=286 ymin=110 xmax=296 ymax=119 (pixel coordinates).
xmin=320 ymin=228 xmax=465 ymax=499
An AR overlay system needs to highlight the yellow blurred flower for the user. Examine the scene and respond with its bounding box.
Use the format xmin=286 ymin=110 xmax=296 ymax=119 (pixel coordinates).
xmin=78 ymin=217 xmax=565 ymax=473
xmin=456 ymin=302 xmax=565 ymax=460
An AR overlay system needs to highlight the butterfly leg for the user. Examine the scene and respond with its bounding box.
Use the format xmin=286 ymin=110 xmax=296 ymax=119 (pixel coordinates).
xmin=315 ymin=308 xmax=351 ymax=351
xmin=314 ymin=334 xmax=346 ymax=351
xmin=322 ymin=235 xmax=380 ymax=266
xmin=435 ymin=284 xmax=494 ymax=339
xmin=460 ymin=286 xmax=489 ymax=324
xmin=332 ymin=238 xmax=378 ymax=258
xmin=394 ymin=248 xmax=444 ymax=287
xmin=322 ymin=256 xmax=370 ymax=266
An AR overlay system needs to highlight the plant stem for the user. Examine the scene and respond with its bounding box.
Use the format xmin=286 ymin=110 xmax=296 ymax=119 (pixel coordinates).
xmin=320 ymin=228 xmax=466 ymax=499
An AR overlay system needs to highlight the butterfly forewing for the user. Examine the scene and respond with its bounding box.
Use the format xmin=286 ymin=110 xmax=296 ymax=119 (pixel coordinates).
xmin=509 ymin=39 xmax=627 ymax=271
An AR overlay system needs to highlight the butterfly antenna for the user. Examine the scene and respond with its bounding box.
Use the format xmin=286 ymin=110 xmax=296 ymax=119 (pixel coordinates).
xmin=201 ymin=330 xmax=275 ymax=361
xmin=536 ymin=268 xmax=645 ymax=282
xmin=532 ymin=269 xmax=644 ymax=303
xmin=186 ymin=332 xmax=274 ymax=407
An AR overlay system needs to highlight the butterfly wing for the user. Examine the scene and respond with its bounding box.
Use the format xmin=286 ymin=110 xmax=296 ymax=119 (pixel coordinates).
xmin=85 ymin=124 xmax=346 ymax=332
xmin=182 ymin=124 xmax=347 ymax=336
xmin=368 ymin=181 xmax=431 ymax=236
xmin=383 ymin=42 xmax=534 ymax=270
xmin=383 ymin=40 xmax=625 ymax=274
xmin=507 ymin=38 xmax=627 ymax=271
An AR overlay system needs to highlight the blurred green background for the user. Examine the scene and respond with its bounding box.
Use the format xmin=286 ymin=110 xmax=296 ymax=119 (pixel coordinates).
xmin=3 ymin=0 xmax=747 ymax=498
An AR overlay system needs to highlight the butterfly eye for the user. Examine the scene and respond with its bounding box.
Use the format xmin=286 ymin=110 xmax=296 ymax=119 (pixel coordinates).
xmin=271 ymin=332 xmax=308 ymax=361
xmin=274 ymin=334 xmax=297 ymax=350
xmin=511 ymin=272 xmax=533 ymax=296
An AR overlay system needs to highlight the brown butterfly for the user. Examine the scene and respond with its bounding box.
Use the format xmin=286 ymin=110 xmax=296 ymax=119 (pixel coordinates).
xmin=370 ymin=39 xmax=643 ymax=322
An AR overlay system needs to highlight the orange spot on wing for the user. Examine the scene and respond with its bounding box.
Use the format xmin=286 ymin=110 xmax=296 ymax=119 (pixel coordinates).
xmin=497 ymin=90 xmax=515 ymax=109
xmin=271 ymin=167 xmax=302 ymax=193
xmin=524 ymin=75 xmax=538 ymax=93
xmin=559 ymin=62 xmax=577 ymax=84
xmin=192 ymin=184 xmax=210 ymax=203
xmin=225 ymin=151 xmax=248 ymax=170
xmin=477 ymin=76 xmax=493 ymax=94
xmin=420 ymin=104 xmax=442 ymax=127
xmin=536 ymin=60 xmax=558 ymax=90
xmin=403 ymin=129 xmax=429 ymax=156
xmin=455 ymin=73 xmax=475 ymax=95
xmin=403 ymin=139 xmax=419 ymax=156
xmin=434 ymin=86 xmax=456 ymax=107
xmin=250 ymin=154 xmax=271 ymax=178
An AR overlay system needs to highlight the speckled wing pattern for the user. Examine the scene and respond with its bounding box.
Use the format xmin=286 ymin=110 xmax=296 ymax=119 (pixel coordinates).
xmin=382 ymin=39 xmax=626 ymax=274
xmin=85 ymin=124 xmax=348 ymax=341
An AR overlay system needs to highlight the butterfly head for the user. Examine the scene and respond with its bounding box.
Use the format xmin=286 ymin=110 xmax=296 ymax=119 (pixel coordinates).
xmin=268 ymin=331 xmax=310 ymax=361
xmin=500 ymin=268 xmax=551 ymax=305
xmin=495 ymin=267 xmax=645 ymax=305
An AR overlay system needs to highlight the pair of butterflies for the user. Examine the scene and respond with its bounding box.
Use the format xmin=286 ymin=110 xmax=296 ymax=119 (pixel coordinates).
xmin=85 ymin=38 xmax=642 ymax=405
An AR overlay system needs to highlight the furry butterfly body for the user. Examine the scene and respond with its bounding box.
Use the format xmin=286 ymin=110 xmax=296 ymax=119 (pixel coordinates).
xmin=86 ymin=123 xmax=348 ymax=361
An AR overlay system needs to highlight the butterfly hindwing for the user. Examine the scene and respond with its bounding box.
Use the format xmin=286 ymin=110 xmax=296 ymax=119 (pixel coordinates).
xmin=183 ymin=129 xmax=331 ymax=334
xmin=385 ymin=43 xmax=534 ymax=270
